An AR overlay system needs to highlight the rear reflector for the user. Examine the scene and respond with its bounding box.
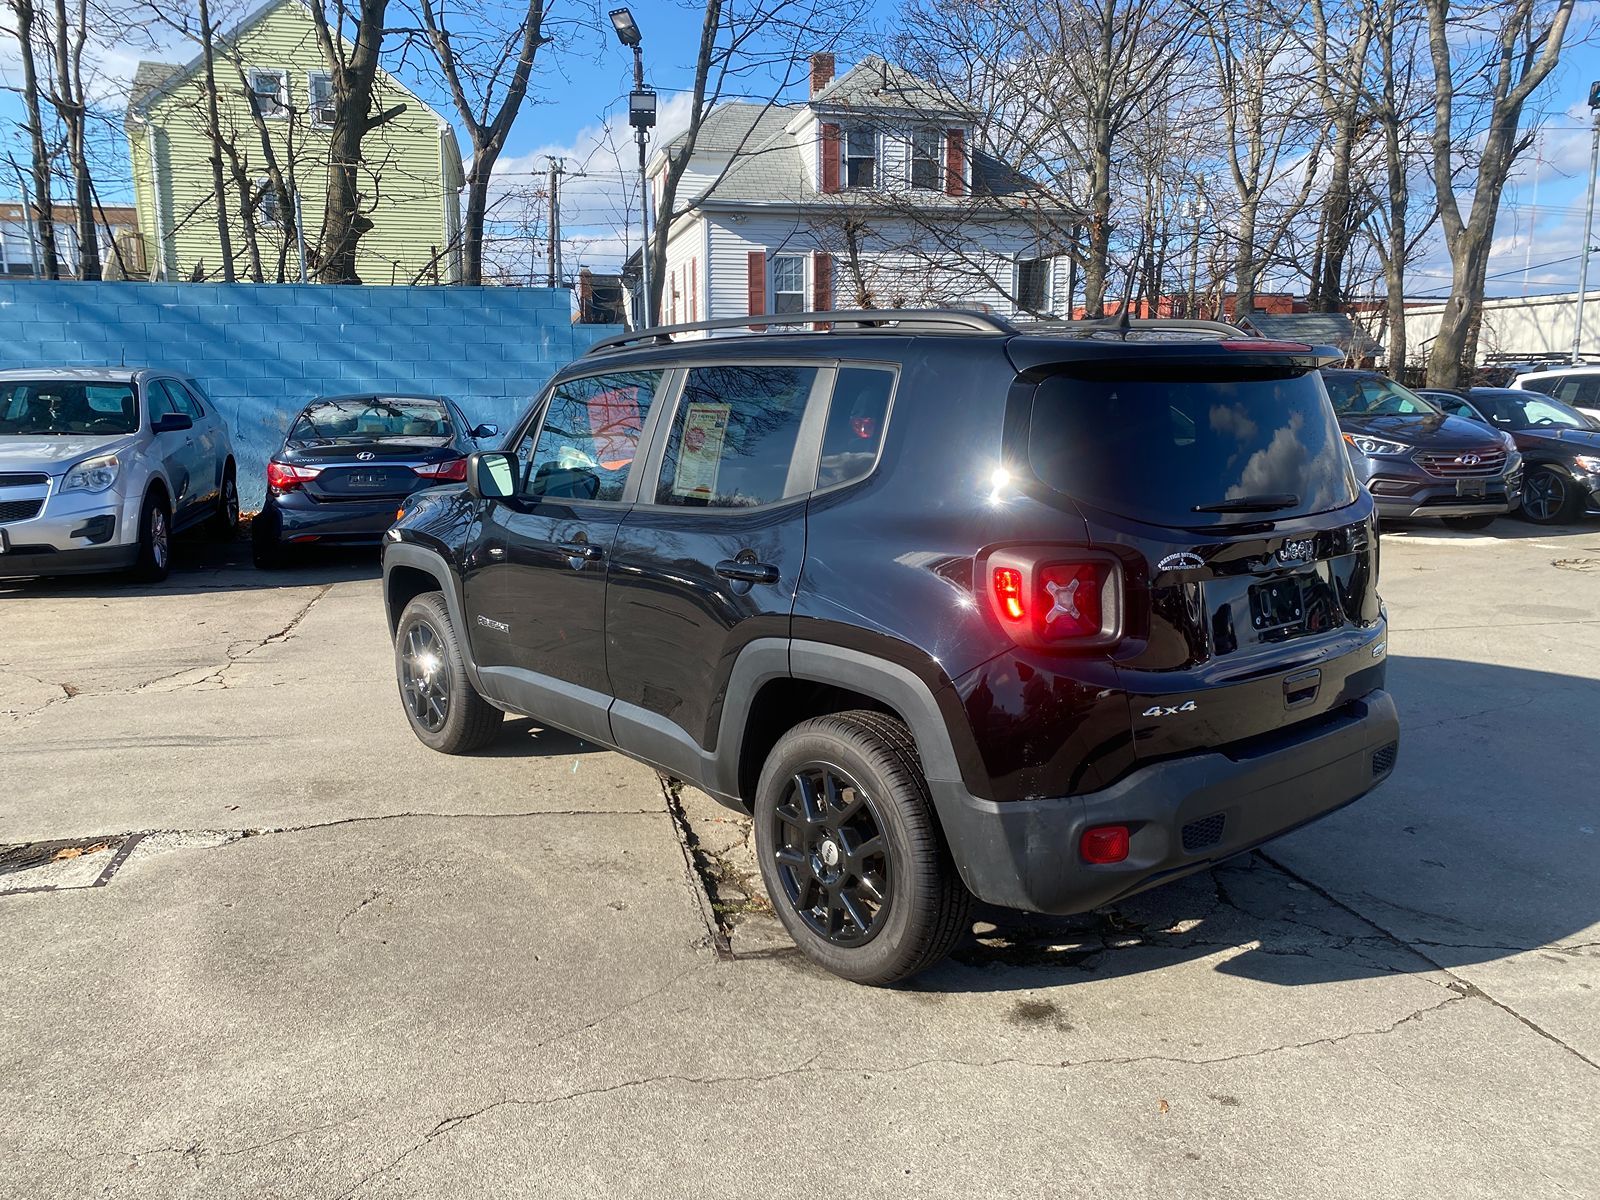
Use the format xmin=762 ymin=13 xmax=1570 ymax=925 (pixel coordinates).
xmin=1081 ymin=825 xmax=1129 ymax=864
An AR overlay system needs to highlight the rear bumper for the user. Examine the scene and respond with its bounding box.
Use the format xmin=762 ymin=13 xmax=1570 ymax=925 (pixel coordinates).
xmin=257 ymin=495 xmax=402 ymax=546
xmin=928 ymin=689 xmax=1400 ymax=914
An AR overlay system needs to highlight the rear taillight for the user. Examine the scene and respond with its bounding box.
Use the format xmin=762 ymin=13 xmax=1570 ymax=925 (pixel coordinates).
xmin=984 ymin=550 xmax=1121 ymax=648
xmin=414 ymin=458 xmax=468 ymax=482
xmin=266 ymin=460 xmax=322 ymax=492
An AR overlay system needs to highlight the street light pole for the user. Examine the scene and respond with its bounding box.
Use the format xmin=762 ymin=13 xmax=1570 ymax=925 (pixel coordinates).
xmin=1572 ymin=82 xmax=1600 ymax=365
xmin=611 ymin=8 xmax=656 ymax=330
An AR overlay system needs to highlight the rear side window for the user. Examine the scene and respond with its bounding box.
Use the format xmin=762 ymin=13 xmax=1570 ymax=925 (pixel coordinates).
xmin=655 ymin=365 xmax=818 ymax=508
xmin=1028 ymin=368 xmax=1356 ymax=526
xmin=818 ymin=367 xmax=893 ymax=489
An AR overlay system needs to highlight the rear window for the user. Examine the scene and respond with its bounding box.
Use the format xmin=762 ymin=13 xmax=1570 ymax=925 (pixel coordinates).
xmin=291 ymin=398 xmax=451 ymax=443
xmin=1028 ymin=368 xmax=1356 ymax=526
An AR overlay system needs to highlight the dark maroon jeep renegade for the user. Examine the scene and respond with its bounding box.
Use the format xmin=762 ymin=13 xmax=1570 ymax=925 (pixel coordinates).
xmin=382 ymin=310 xmax=1399 ymax=984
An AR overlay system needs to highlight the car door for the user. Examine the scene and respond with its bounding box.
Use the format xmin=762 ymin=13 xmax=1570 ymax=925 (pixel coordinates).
xmin=603 ymin=361 xmax=830 ymax=779
xmin=461 ymin=368 xmax=669 ymax=744
xmin=148 ymin=379 xmax=206 ymax=524
xmin=171 ymin=379 xmax=225 ymax=509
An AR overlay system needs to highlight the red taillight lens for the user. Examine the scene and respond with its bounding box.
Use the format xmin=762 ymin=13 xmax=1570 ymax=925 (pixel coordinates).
xmin=1080 ymin=825 xmax=1129 ymax=864
xmin=993 ymin=566 xmax=1026 ymax=622
xmin=266 ymin=460 xmax=321 ymax=491
xmin=414 ymin=458 xmax=468 ymax=482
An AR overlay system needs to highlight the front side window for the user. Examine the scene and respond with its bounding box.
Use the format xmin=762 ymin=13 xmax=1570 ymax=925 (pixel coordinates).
xmin=0 ymin=381 xmax=138 ymax=435
xmin=909 ymin=129 xmax=942 ymax=190
xmin=249 ymin=69 xmax=288 ymax=118
xmin=655 ymin=366 xmax=818 ymax=508
xmin=516 ymin=371 xmax=665 ymax=502
xmin=772 ymin=255 xmax=805 ymax=314
xmin=308 ymin=72 xmax=335 ymax=126
xmin=160 ymin=380 xmax=203 ymax=419
xmin=843 ymin=125 xmax=876 ymax=189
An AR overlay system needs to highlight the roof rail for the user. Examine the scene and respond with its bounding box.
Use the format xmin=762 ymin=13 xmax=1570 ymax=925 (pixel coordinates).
xmin=1018 ymin=316 xmax=1248 ymax=339
xmin=584 ymin=308 xmax=1019 ymax=355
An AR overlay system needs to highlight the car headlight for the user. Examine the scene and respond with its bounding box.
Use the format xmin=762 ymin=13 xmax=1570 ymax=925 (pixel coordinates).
xmin=60 ymin=453 xmax=121 ymax=494
xmin=1343 ymin=433 xmax=1411 ymax=456
xmin=1574 ymin=454 xmax=1600 ymax=474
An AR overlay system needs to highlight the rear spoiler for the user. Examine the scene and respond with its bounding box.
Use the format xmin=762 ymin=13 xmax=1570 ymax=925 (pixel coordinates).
xmin=1006 ymin=337 xmax=1344 ymax=374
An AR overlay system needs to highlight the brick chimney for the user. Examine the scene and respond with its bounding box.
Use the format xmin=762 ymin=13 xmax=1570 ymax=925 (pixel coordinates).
xmin=810 ymin=53 xmax=835 ymax=98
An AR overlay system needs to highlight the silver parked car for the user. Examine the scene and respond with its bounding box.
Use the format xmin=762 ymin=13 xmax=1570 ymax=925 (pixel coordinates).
xmin=0 ymin=367 xmax=238 ymax=582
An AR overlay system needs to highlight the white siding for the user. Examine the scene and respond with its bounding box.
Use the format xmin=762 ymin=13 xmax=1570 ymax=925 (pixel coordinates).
xmin=661 ymin=214 xmax=706 ymax=329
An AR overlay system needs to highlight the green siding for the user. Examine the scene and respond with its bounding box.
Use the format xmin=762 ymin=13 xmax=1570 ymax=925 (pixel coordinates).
xmin=127 ymin=0 xmax=462 ymax=284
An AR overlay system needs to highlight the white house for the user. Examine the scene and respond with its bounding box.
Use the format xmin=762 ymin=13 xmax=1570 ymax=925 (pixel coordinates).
xmin=636 ymin=54 xmax=1080 ymax=329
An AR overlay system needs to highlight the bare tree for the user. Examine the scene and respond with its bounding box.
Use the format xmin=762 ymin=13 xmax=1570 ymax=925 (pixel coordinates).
xmin=1422 ymin=0 xmax=1575 ymax=387
xmin=411 ymin=0 xmax=549 ymax=285
xmin=1304 ymin=0 xmax=1375 ymax=311
xmin=37 ymin=0 xmax=101 ymax=278
xmin=5 ymin=0 xmax=61 ymax=276
xmin=194 ymin=0 xmax=237 ymax=280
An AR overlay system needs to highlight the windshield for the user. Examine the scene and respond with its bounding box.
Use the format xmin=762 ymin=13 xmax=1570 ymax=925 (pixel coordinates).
xmin=1471 ymin=391 xmax=1590 ymax=430
xmin=1028 ymin=367 xmax=1357 ymax=526
xmin=1320 ymin=374 xmax=1439 ymax=417
xmin=0 ymin=380 xmax=139 ymax=436
xmin=290 ymin=398 xmax=452 ymax=443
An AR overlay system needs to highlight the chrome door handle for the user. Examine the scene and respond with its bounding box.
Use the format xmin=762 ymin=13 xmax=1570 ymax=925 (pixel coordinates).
xmin=558 ymin=542 xmax=603 ymax=561
xmin=715 ymin=559 xmax=779 ymax=584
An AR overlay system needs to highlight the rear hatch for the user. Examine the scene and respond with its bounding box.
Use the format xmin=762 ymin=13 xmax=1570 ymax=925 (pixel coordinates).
xmin=1014 ymin=343 xmax=1384 ymax=763
xmin=288 ymin=438 xmax=455 ymax=502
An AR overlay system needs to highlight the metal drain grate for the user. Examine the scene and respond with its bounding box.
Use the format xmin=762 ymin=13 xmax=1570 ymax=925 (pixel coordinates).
xmin=1181 ymin=813 xmax=1226 ymax=853
xmin=1372 ymin=742 xmax=1398 ymax=777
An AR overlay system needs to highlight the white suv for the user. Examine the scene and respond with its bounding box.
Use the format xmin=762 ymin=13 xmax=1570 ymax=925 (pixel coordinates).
xmin=1510 ymin=367 xmax=1600 ymax=426
xmin=0 ymin=368 xmax=238 ymax=581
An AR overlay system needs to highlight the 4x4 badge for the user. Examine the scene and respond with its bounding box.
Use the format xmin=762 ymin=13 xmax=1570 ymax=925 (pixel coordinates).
xmin=1157 ymin=551 xmax=1205 ymax=571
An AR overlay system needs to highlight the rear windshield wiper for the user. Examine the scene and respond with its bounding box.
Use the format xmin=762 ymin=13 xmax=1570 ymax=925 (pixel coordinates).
xmin=1192 ymin=494 xmax=1299 ymax=514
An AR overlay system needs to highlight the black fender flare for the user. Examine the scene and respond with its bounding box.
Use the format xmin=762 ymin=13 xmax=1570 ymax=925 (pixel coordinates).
xmin=382 ymin=541 xmax=485 ymax=693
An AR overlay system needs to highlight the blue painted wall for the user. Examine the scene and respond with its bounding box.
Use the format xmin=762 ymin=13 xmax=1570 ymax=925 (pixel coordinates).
xmin=0 ymin=281 xmax=621 ymax=507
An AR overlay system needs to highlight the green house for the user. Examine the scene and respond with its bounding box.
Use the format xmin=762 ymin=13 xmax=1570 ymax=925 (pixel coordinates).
xmin=126 ymin=0 xmax=465 ymax=284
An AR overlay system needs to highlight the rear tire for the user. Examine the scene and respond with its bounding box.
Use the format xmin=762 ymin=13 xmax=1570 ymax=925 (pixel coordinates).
xmin=394 ymin=591 xmax=502 ymax=754
xmin=753 ymin=710 xmax=971 ymax=985
xmin=212 ymin=463 xmax=239 ymax=540
xmin=1442 ymin=514 xmax=1496 ymax=531
xmin=132 ymin=492 xmax=171 ymax=583
xmin=1519 ymin=467 xmax=1580 ymax=524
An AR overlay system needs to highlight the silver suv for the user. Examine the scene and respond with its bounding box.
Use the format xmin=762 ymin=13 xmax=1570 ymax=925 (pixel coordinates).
xmin=0 ymin=368 xmax=238 ymax=581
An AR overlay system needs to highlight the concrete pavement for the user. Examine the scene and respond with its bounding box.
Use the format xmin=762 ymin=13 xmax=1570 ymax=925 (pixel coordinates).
xmin=1 ymin=522 xmax=1597 ymax=1198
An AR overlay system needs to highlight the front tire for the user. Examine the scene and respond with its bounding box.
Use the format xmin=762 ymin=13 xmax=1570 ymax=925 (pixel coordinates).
xmin=394 ymin=591 xmax=502 ymax=753
xmin=212 ymin=462 xmax=239 ymax=539
xmin=132 ymin=492 xmax=171 ymax=582
xmin=1520 ymin=467 xmax=1580 ymax=524
xmin=753 ymin=710 xmax=971 ymax=985
xmin=1442 ymin=514 xmax=1496 ymax=531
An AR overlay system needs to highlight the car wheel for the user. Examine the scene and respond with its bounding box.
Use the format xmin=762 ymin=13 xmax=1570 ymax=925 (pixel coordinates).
xmin=1519 ymin=467 xmax=1579 ymax=524
xmin=1442 ymin=514 xmax=1496 ymax=531
xmin=212 ymin=463 xmax=240 ymax=539
xmin=394 ymin=591 xmax=503 ymax=754
xmin=753 ymin=710 xmax=971 ymax=985
xmin=132 ymin=492 xmax=171 ymax=583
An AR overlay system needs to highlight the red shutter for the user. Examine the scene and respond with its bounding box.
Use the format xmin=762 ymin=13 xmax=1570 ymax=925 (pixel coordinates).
xmin=747 ymin=249 xmax=766 ymax=330
xmin=690 ymin=258 xmax=698 ymax=322
xmin=820 ymin=123 xmax=841 ymax=194
xmin=812 ymin=252 xmax=832 ymax=329
xmin=945 ymin=128 xmax=965 ymax=197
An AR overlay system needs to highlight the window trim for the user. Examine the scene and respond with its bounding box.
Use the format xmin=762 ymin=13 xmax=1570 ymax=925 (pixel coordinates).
xmin=907 ymin=128 xmax=944 ymax=192
xmin=633 ymin=359 xmax=838 ymax=515
xmin=841 ymin=123 xmax=878 ymax=191
xmin=307 ymin=70 xmax=336 ymax=127
xmin=248 ymin=67 xmax=291 ymax=120
xmin=506 ymin=366 xmax=679 ymax=508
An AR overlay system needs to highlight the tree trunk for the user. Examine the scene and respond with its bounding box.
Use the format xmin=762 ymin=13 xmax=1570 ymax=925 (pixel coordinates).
xmin=50 ymin=0 xmax=99 ymax=279
xmin=310 ymin=0 xmax=391 ymax=284
xmin=195 ymin=0 xmax=235 ymax=281
xmin=10 ymin=0 xmax=60 ymax=278
xmin=1234 ymin=201 xmax=1258 ymax=318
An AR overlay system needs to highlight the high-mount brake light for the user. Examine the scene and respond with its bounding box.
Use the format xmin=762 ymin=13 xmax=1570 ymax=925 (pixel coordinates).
xmin=1218 ymin=339 xmax=1313 ymax=353
xmin=984 ymin=551 xmax=1120 ymax=648
xmin=266 ymin=460 xmax=322 ymax=492
xmin=414 ymin=458 xmax=469 ymax=482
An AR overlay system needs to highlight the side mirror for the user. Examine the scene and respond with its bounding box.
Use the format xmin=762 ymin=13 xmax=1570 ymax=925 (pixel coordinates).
xmin=152 ymin=412 xmax=193 ymax=434
xmin=466 ymin=451 xmax=517 ymax=500
xmin=471 ymin=423 xmax=500 ymax=440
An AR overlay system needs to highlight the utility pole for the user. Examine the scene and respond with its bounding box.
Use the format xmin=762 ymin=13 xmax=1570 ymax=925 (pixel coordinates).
xmin=1573 ymin=82 xmax=1600 ymax=365
xmin=546 ymin=157 xmax=564 ymax=288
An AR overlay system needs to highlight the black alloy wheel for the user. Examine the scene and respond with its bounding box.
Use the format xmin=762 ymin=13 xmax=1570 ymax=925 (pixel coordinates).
xmin=393 ymin=591 xmax=503 ymax=753
xmin=1521 ymin=467 xmax=1578 ymax=524
xmin=400 ymin=619 xmax=452 ymax=734
xmin=771 ymin=762 xmax=893 ymax=947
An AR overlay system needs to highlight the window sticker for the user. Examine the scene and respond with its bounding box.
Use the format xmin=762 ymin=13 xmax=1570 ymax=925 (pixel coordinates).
xmin=671 ymin=402 xmax=732 ymax=500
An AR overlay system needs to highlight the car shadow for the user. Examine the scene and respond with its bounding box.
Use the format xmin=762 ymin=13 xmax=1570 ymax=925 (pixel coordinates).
xmin=471 ymin=718 xmax=607 ymax=759
xmin=896 ymin=652 xmax=1600 ymax=993
xmin=0 ymin=539 xmax=381 ymax=599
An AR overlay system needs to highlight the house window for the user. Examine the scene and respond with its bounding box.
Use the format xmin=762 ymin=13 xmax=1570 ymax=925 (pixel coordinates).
xmin=256 ymin=178 xmax=281 ymax=228
xmin=843 ymin=125 xmax=876 ymax=189
xmin=308 ymin=72 xmax=336 ymax=127
xmin=249 ymin=69 xmax=288 ymax=118
xmin=1017 ymin=258 xmax=1049 ymax=314
xmin=772 ymin=254 xmax=805 ymax=314
xmin=910 ymin=129 xmax=942 ymax=190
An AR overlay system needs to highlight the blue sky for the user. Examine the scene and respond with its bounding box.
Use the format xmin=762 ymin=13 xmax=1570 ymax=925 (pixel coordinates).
xmin=3 ymin=0 xmax=1600 ymax=296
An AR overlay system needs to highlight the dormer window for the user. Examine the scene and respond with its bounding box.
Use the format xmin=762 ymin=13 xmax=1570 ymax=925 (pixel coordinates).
xmin=910 ymin=129 xmax=943 ymax=191
xmin=843 ymin=125 xmax=876 ymax=189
